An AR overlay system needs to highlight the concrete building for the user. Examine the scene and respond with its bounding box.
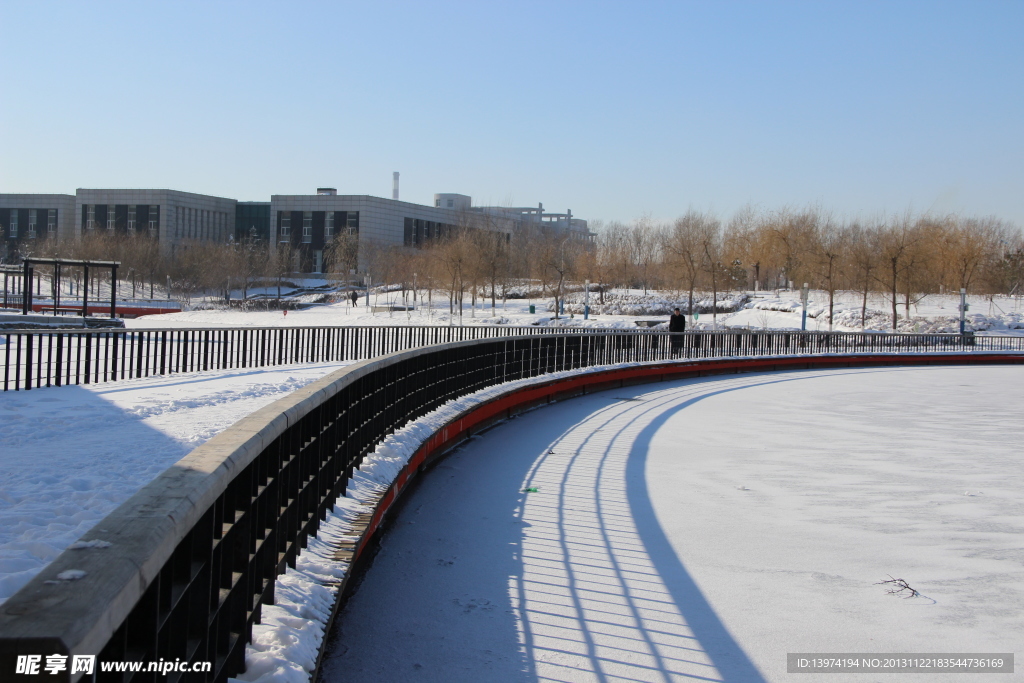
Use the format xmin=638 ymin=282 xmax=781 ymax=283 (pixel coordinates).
xmin=268 ymin=189 xmax=521 ymax=273
xmin=75 ymin=189 xmax=237 ymax=256
xmin=236 ymin=201 xmax=271 ymax=243
xmin=470 ymin=202 xmax=591 ymax=238
xmin=1 ymin=185 xmax=588 ymax=274
xmin=0 ymin=194 xmax=76 ymax=260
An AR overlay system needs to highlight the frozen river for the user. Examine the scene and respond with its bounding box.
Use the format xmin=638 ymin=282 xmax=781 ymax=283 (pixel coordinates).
xmin=321 ymin=365 xmax=1024 ymax=683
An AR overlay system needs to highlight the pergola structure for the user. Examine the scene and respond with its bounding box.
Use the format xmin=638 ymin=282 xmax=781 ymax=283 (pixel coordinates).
xmin=19 ymin=257 xmax=121 ymax=319
xmin=1 ymin=264 xmax=22 ymax=310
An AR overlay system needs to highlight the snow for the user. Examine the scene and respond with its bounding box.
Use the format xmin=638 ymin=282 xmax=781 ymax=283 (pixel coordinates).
xmin=231 ymin=360 xmax=684 ymax=683
xmin=117 ymin=288 xmax=1024 ymax=337
xmin=4 ymin=315 xmax=1022 ymax=682
xmin=53 ymin=569 xmax=86 ymax=581
xmin=318 ymin=365 xmax=1024 ymax=683
xmin=0 ymin=361 xmax=352 ymax=605
xmin=733 ymin=293 xmax=1024 ymax=333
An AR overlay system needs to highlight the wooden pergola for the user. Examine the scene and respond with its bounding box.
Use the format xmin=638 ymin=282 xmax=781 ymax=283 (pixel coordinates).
xmin=20 ymin=257 xmax=121 ymax=319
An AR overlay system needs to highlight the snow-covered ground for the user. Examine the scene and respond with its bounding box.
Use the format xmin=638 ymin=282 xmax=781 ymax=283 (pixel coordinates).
xmin=0 ymin=361 xmax=352 ymax=604
xmin=121 ymin=288 xmax=1024 ymax=336
xmin=320 ymin=365 xmax=1024 ymax=683
xmin=730 ymin=291 xmax=1024 ymax=334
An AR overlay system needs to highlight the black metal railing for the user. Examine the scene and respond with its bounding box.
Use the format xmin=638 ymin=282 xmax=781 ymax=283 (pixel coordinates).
xmin=1 ymin=333 xmax=1022 ymax=683
xmin=3 ymin=326 xmax=1023 ymax=392
xmin=0 ymin=324 xmax=587 ymax=391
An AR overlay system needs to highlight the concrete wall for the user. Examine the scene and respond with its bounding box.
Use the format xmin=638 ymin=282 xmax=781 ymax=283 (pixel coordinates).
xmin=269 ymin=194 xmax=516 ymax=272
xmin=0 ymin=193 xmax=76 ymax=242
xmin=75 ymin=189 xmax=237 ymax=255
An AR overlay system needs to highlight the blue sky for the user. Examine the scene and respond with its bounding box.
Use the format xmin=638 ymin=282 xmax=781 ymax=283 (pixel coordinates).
xmin=2 ymin=1 xmax=1021 ymax=225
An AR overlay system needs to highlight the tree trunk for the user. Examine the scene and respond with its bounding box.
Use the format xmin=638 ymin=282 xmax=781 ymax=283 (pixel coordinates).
xmin=828 ymin=288 xmax=835 ymax=331
xmin=861 ymin=285 xmax=868 ymax=329
xmin=711 ymin=271 xmax=718 ymax=330
xmin=889 ymin=263 xmax=899 ymax=331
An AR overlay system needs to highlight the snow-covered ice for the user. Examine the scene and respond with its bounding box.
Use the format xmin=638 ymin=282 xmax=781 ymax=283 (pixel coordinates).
xmin=319 ymin=365 xmax=1024 ymax=683
xmin=0 ymin=361 xmax=352 ymax=604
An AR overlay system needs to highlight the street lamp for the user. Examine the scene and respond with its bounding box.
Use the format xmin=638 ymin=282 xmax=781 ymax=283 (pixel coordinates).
xmin=801 ymin=283 xmax=809 ymax=331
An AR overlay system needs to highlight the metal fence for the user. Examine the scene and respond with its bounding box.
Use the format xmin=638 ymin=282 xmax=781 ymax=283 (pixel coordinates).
xmin=1 ymin=324 xmax=580 ymax=391
xmin=3 ymin=325 xmax=1024 ymax=392
xmin=1 ymin=333 xmax=1022 ymax=682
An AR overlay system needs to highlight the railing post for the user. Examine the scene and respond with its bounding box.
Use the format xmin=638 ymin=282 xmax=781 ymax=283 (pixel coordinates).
xmin=83 ymin=332 xmax=92 ymax=384
xmin=111 ymin=331 xmax=119 ymax=381
xmin=55 ymin=333 xmax=63 ymax=387
xmin=24 ymin=332 xmax=33 ymax=390
xmin=160 ymin=331 xmax=167 ymax=375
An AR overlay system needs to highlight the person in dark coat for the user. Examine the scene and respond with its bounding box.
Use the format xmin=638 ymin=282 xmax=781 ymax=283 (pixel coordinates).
xmin=350 ymin=290 xmax=359 ymax=307
xmin=669 ymin=307 xmax=686 ymax=355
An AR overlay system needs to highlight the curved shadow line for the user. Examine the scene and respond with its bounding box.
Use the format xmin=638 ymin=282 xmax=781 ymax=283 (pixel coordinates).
xmin=516 ymin=367 xmax=893 ymax=681
xmin=622 ymin=371 xmax=844 ymax=683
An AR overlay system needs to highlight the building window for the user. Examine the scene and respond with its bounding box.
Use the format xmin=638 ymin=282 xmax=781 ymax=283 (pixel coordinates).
xmin=127 ymin=205 xmax=136 ymax=232
xmin=447 ymin=199 xmax=454 ymax=208
xmin=325 ymin=211 xmax=334 ymax=238
xmin=10 ymin=210 xmax=18 ymax=237
xmin=107 ymin=205 xmax=116 ymax=230
xmin=47 ymin=210 xmax=56 ymax=235
xmin=302 ymin=211 xmax=312 ymax=243
xmin=28 ymin=209 xmax=37 ymax=238
xmin=148 ymin=206 xmax=158 ymax=235
xmin=346 ymin=211 xmax=359 ymax=233
xmin=435 ymin=199 xmax=441 ymax=207
xmin=86 ymin=205 xmax=96 ymax=230
xmin=280 ymin=212 xmax=291 ymax=239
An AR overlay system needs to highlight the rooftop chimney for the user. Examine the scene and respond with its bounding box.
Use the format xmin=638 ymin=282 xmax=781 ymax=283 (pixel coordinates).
xmin=393 ymin=172 xmax=400 ymax=200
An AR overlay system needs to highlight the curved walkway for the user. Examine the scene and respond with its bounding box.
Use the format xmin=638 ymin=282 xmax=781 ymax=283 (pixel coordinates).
xmin=321 ymin=365 xmax=1024 ymax=683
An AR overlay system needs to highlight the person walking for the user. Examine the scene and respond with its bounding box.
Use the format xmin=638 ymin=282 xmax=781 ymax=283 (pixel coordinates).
xmin=350 ymin=290 xmax=358 ymax=307
xmin=669 ymin=307 xmax=686 ymax=356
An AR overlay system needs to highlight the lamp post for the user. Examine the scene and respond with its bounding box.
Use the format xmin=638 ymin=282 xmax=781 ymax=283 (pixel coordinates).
xmin=584 ymin=279 xmax=590 ymax=320
xmin=959 ymin=288 xmax=968 ymax=335
xmin=800 ymin=283 xmax=809 ymax=331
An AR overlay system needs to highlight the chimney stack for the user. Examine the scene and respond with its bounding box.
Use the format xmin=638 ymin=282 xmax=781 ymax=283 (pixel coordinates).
xmin=393 ymin=172 xmax=400 ymax=200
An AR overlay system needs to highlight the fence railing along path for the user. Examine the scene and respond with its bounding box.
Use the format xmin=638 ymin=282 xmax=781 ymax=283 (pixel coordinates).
xmin=3 ymin=324 xmax=1023 ymax=391
xmin=1 ymin=332 xmax=1022 ymax=683
xmin=1 ymin=324 xmax=579 ymax=391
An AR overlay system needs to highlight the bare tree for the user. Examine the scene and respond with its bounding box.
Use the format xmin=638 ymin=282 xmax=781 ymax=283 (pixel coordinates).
xmin=945 ymin=216 xmax=1004 ymax=293
xmin=540 ymin=232 xmax=584 ymax=319
xmin=627 ymin=216 xmax=659 ymax=294
xmin=808 ymin=213 xmax=847 ymax=330
xmin=697 ymin=216 xmax=725 ymax=328
xmin=847 ymin=221 xmax=879 ymax=328
xmin=664 ymin=210 xmax=714 ymax=318
xmin=434 ymin=229 xmax=472 ymax=321
xmin=873 ymin=214 xmax=921 ymax=329
xmin=471 ymin=228 xmax=510 ymax=313
xmin=268 ymin=242 xmax=297 ymax=302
